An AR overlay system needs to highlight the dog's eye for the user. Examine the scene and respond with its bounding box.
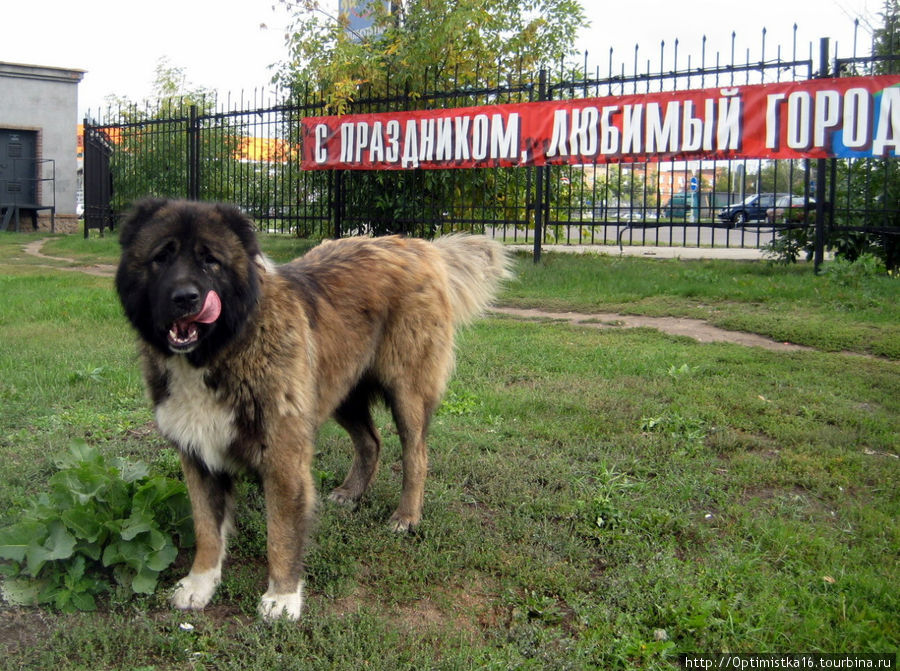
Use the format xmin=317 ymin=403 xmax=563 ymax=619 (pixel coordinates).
xmin=151 ymin=243 xmax=175 ymax=267
xmin=202 ymin=252 xmax=221 ymax=270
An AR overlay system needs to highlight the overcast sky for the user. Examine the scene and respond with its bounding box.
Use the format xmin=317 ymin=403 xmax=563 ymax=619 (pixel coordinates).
xmin=2 ymin=0 xmax=882 ymax=119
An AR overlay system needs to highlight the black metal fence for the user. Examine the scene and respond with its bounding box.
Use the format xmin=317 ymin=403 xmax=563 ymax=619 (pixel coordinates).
xmin=83 ymin=21 xmax=899 ymax=261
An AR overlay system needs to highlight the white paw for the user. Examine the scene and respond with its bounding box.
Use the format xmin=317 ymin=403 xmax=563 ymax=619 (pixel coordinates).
xmin=388 ymin=513 xmax=417 ymax=534
xmin=171 ymin=570 xmax=220 ymax=610
xmin=327 ymin=488 xmax=357 ymax=506
xmin=389 ymin=518 xmax=410 ymax=533
xmin=258 ymin=581 xmax=305 ymax=622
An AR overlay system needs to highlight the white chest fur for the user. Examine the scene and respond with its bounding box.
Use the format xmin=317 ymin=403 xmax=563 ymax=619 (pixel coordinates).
xmin=155 ymin=357 xmax=237 ymax=473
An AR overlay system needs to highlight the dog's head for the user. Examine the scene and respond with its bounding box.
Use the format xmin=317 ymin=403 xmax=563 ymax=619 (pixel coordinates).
xmin=116 ymin=199 xmax=264 ymax=366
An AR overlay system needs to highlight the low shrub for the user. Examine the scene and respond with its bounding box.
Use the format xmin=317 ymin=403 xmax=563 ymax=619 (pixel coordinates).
xmin=0 ymin=441 xmax=192 ymax=612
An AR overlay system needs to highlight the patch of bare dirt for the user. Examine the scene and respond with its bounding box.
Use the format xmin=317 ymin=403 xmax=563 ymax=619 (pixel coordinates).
xmin=0 ymin=606 xmax=55 ymax=657
xmin=328 ymin=579 xmax=501 ymax=643
xmin=491 ymin=306 xmax=813 ymax=353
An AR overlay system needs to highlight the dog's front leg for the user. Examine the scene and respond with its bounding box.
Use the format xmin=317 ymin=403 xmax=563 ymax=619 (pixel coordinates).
xmin=258 ymin=429 xmax=316 ymax=622
xmin=171 ymin=452 xmax=233 ymax=610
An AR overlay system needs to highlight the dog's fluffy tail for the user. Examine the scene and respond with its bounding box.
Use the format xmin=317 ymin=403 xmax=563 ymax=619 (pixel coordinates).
xmin=432 ymin=234 xmax=513 ymax=326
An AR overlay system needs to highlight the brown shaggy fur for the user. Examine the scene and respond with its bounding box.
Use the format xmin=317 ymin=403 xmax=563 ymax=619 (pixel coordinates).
xmin=115 ymin=199 xmax=511 ymax=620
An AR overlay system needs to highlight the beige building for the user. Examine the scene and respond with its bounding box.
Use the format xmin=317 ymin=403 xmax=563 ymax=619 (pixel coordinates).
xmin=0 ymin=61 xmax=84 ymax=232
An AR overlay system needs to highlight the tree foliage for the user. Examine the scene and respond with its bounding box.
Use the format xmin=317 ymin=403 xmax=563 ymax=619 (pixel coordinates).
xmin=767 ymin=1 xmax=900 ymax=269
xmin=872 ymin=0 xmax=900 ymax=61
xmin=833 ymin=0 xmax=900 ymax=268
xmin=101 ymin=59 xmax=243 ymax=211
xmin=277 ymin=0 xmax=586 ymax=112
xmin=275 ymin=1 xmax=587 ymax=236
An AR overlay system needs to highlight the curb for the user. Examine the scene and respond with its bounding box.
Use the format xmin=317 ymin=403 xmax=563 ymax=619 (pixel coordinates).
xmin=509 ymin=244 xmax=768 ymax=260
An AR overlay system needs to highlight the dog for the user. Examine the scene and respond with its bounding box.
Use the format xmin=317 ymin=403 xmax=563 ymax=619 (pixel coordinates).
xmin=115 ymin=199 xmax=511 ymax=621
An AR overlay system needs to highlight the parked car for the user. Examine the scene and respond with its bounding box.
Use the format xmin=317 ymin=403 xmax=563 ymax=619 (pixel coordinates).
xmin=663 ymin=191 xmax=738 ymax=219
xmin=766 ymin=195 xmax=815 ymax=223
xmin=616 ymin=208 xmax=657 ymax=222
xmin=717 ymin=193 xmax=789 ymax=225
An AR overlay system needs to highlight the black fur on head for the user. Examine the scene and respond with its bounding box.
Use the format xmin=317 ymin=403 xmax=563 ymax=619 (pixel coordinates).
xmin=116 ymin=199 xmax=264 ymax=367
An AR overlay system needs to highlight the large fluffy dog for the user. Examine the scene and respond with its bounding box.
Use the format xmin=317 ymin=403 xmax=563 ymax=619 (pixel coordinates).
xmin=115 ymin=199 xmax=511 ymax=621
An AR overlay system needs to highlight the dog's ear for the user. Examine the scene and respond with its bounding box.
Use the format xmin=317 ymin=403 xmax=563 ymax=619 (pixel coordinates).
xmin=119 ymin=198 xmax=169 ymax=249
xmin=213 ymin=203 xmax=262 ymax=258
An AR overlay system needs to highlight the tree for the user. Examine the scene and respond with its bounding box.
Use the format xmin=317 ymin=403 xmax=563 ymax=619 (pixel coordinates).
xmin=101 ymin=59 xmax=243 ymax=211
xmin=756 ymin=160 xmax=809 ymax=195
xmin=864 ymin=0 xmax=900 ymax=268
xmin=830 ymin=0 xmax=900 ymax=269
xmin=275 ymin=0 xmax=587 ymax=236
xmin=767 ymin=2 xmax=900 ymax=269
xmin=278 ymin=0 xmax=585 ymax=111
xmin=872 ymin=0 xmax=899 ymax=61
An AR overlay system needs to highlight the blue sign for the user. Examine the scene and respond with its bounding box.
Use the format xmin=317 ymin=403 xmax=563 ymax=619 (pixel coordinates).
xmin=339 ymin=0 xmax=391 ymax=42
xmin=689 ymin=176 xmax=699 ymax=192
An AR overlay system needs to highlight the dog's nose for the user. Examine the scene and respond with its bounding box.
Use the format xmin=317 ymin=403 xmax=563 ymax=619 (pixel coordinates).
xmin=171 ymin=285 xmax=201 ymax=312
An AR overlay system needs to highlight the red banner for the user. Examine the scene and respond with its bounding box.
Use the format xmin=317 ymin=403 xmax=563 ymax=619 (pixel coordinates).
xmin=301 ymin=75 xmax=900 ymax=170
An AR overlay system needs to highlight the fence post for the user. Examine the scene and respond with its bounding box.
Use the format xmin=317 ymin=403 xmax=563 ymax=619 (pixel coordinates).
xmin=188 ymin=105 xmax=200 ymax=200
xmin=533 ymin=69 xmax=548 ymax=263
xmin=83 ymin=118 xmax=92 ymax=239
xmin=813 ymin=38 xmax=830 ymax=273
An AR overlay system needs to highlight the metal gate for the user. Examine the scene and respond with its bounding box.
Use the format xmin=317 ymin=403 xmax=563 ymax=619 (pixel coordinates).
xmin=82 ymin=122 xmax=114 ymax=237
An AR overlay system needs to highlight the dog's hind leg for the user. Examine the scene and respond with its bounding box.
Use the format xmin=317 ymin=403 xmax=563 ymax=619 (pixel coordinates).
xmin=330 ymin=387 xmax=382 ymax=505
xmin=171 ymin=453 xmax=233 ymax=611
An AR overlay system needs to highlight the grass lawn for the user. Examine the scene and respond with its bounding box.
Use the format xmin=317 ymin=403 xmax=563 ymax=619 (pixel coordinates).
xmin=0 ymin=231 xmax=897 ymax=669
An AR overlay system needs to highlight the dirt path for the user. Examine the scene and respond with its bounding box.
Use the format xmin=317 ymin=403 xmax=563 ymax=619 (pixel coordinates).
xmin=22 ymin=238 xmax=116 ymax=277
xmin=490 ymin=307 xmax=813 ymax=353
xmin=20 ymin=238 xmax=809 ymax=352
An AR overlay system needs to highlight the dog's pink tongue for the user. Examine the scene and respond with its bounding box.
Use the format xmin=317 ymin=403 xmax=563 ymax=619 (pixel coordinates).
xmin=193 ymin=291 xmax=221 ymax=324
